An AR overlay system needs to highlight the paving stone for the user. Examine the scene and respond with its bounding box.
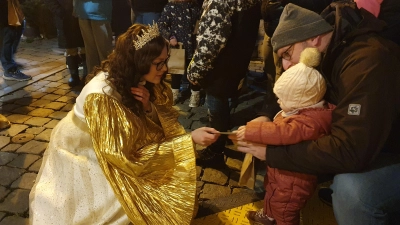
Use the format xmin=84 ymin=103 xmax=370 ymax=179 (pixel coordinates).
xmin=0 ymin=212 xmax=5 ymax=222
xmin=31 ymin=80 xmax=51 ymax=87
xmin=45 ymin=82 xmax=63 ymax=88
xmin=1 ymin=144 xmax=21 ymax=152
xmin=44 ymin=102 xmax=66 ymax=110
xmin=0 ymin=136 xmax=10 ymax=149
xmin=48 ymin=111 xmax=68 ymax=120
xmin=0 ymin=104 xmax=20 ymax=113
xmin=66 ymin=91 xmax=79 ymax=97
xmin=0 ymin=95 xmax=19 ymax=103
xmin=8 ymin=154 xmax=41 ymax=169
xmin=53 ymin=89 xmax=70 ymax=96
xmin=45 ymin=73 xmax=64 ymax=82
xmin=0 ymin=186 xmax=10 ymax=201
xmin=232 ymin=187 xmax=248 ymax=194
xmin=226 ymin=157 xmax=242 ymax=171
xmin=23 ymin=91 xmax=47 ymax=99
xmin=178 ymin=111 xmax=191 ymax=118
xmin=199 ymin=183 xmax=231 ymax=200
xmin=202 ymin=167 xmax=229 ymax=185
xmin=23 ymin=85 xmax=41 ymax=92
xmin=11 ymin=106 xmax=35 ymax=114
xmin=191 ymin=120 xmax=206 ymax=130
xmin=17 ymin=140 xmax=47 ymax=155
xmin=0 ymin=189 xmax=30 ymax=214
xmin=0 ymin=152 xmax=18 ymax=166
xmin=44 ymin=120 xmax=59 ymax=129
xmin=34 ymin=129 xmax=52 ymax=142
xmin=0 ymin=216 xmax=28 ymax=225
xmin=196 ymin=181 xmax=204 ymax=196
xmin=14 ymin=97 xmax=36 ymax=106
xmin=58 ymin=83 xmax=72 ymax=90
xmin=56 ymin=95 xmax=75 ymax=103
xmin=61 ymin=103 xmax=74 ymax=111
xmin=28 ymin=99 xmax=52 ymax=108
xmin=0 ymin=166 xmax=25 ymax=186
xmin=36 ymin=87 xmax=57 ymax=93
xmin=196 ymin=166 xmax=202 ymax=180
xmin=11 ymin=133 xmax=34 ymax=144
xmin=178 ymin=118 xmax=192 ymax=129
xmin=25 ymin=127 xmax=45 ymax=135
xmin=28 ymin=108 xmax=54 ymax=117
xmin=24 ymin=117 xmax=51 ymax=126
xmin=228 ymin=170 xmax=240 ymax=187
xmin=41 ymin=94 xmax=61 ymax=101
xmin=6 ymin=114 xmax=31 ymax=124
xmin=28 ymin=158 xmax=42 ymax=172
xmin=11 ymin=172 xmax=37 ymax=189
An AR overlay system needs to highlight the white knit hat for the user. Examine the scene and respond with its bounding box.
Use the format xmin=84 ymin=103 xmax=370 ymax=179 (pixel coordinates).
xmin=273 ymin=48 xmax=326 ymax=112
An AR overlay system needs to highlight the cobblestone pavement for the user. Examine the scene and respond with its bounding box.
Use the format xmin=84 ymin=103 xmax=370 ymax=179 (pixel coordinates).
xmin=0 ymin=38 xmax=337 ymax=225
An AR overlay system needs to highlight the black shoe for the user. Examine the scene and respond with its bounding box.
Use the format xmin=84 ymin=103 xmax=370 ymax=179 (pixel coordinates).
xmin=3 ymin=68 xmax=32 ymax=81
xmin=195 ymin=147 xmax=225 ymax=167
xmin=318 ymin=187 xmax=333 ymax=207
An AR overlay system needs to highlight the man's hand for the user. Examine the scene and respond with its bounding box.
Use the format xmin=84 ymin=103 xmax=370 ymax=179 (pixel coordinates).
xmin=236 ymin=140 xmax=267 ymax=160
xmin=191 ymin=127 xmax=220 ymax=146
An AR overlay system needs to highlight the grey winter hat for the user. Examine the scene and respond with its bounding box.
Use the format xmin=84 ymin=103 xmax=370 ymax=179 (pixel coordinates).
xmin=271 ymin=3 xmax=333 ymax=52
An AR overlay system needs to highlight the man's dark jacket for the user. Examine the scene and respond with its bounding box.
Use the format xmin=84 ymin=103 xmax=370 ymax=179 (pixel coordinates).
xmin=265 ymin=2 xmax=400 ymax=175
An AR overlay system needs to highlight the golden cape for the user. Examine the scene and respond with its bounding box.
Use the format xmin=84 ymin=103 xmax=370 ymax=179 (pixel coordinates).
xmin=84 ymin=84 xmax=197 ymax=225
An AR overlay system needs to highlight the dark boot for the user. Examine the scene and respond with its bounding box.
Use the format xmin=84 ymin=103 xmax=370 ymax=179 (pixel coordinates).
xmin=79 ymin=54 xmax=88 ymax=84
xmin=66 ymin=55 xmax=80 ymax=87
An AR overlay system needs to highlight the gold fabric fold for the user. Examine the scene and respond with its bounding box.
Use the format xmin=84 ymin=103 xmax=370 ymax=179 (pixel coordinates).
xmin=83 ymin=84 xmax=196 ymax=225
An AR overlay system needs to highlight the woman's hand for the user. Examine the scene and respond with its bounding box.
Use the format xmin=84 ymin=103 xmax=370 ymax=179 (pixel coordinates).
xmin=236 ymin=140 xmax=267 ymax=160
xmin=191 ymin=127 xmax=220 ymax=146
xmin=131 ymin=84 xmax=151 ymax=112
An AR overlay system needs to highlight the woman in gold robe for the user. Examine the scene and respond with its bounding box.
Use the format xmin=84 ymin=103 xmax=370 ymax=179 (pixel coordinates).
xmin=29 ymin=23 xmax=220 ymax=225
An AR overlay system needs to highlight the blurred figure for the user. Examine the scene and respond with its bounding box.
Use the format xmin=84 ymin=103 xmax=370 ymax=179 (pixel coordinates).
xmin=44 ymin=0 xmax=87 ymax=87
xmin=131 ymin=0 xmax=168 ymax=25
xmin=112 ymin=0 xmax=132 ymax=40
xmin=74 ymin=0 xmax=113 ymax=77
xmin=0 ymin=0 xmax=31 ymax=81
xmin=187 ymin=0 xmax=262 ymax=166
xmin=158 ymin=0 xmax=201 ymax=107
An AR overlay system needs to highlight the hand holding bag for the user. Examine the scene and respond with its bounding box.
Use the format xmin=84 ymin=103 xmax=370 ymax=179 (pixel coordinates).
xmin=168 ymin=42 xmax=186 ymax=75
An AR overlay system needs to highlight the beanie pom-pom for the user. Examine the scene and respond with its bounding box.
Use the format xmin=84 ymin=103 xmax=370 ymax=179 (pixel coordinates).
xmin=300 ymin=48 xmax=321 ymax=68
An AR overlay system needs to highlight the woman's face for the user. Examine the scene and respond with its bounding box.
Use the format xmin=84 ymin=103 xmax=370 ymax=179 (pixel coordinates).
xmin=141 ymin=45 xmax=168 ymax=84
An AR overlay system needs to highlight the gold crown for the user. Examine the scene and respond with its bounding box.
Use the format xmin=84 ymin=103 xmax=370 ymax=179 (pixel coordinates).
xmin=133 ymin=22 xmax=160 ymax=50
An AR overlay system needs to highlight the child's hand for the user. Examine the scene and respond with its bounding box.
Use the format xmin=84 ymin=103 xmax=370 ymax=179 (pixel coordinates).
xmin=170 ymin=37 xmax=178 ymax=46
xmin=236 ymin=126 xmax=246 ymax=141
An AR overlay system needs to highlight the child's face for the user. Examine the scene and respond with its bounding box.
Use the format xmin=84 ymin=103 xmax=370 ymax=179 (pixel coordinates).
xmin=277 ymin=99 xmax=291 ymax=112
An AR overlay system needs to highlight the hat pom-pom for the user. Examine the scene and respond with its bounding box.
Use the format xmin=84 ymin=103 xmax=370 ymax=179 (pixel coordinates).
xmin=299 ymin=48 xmax=321 ymax=68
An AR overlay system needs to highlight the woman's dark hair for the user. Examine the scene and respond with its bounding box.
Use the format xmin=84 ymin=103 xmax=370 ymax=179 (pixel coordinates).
xmin=86 ymin=24 xmax=169 ymax=117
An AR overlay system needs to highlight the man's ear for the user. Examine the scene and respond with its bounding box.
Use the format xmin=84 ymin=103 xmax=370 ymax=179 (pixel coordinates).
xmin=306 ymin=36 xmax=322 ymax=47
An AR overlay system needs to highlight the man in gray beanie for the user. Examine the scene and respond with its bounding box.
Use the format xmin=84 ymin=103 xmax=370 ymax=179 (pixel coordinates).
xmin=234 ymin=2 xmax=400 ymax=225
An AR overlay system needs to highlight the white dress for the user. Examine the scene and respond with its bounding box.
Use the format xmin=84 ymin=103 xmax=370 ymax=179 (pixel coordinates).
xmin=29 ymin=72 xmax=197 ymax=225
xmin=29 ymin=73 xmax=130 ymax=224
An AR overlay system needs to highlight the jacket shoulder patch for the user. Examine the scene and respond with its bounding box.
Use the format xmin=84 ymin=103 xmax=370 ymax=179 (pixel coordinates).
xmin=348 ymin=104 xmax=361 ymax=115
